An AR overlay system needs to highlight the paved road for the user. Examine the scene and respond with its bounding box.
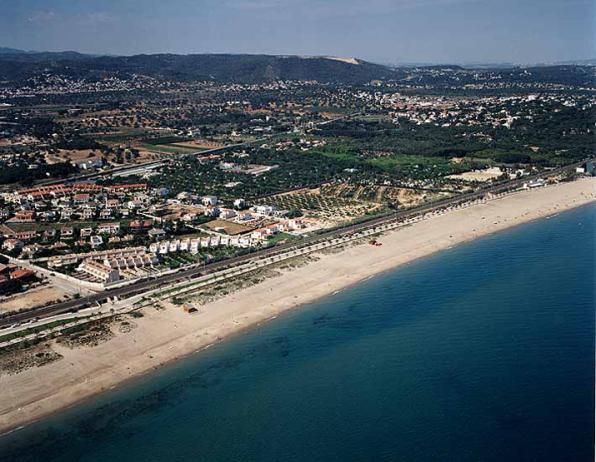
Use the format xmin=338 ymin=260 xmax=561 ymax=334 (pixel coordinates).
xmin=0 ymin=160 xmax=586 ymax=328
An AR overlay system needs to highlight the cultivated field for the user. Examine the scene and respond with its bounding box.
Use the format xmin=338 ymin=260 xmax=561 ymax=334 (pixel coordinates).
xmin=321 ymin=183 xmax=444 ymax=208
xmin=256 ymin=187 xmax=383 ymax=225
xmin=171 ymin=140 xmax=224 ymax=150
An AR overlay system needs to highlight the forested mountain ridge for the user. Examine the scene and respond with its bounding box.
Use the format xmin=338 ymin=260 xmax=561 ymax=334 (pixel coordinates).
xmin=0 ymin=52 xmax=395 ymax=83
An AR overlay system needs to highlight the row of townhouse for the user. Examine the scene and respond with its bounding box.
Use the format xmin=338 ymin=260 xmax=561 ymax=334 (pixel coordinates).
xmin=8 ymin=182 xmax=103 ymax=203
xmin=77 ymin=259 xmax=121 ymax=283
xmin=77 ymin=248 xmax=159 ymax=284
xmin=12 ymin=210 xmax=35 ymax=222
xmin=48 ymin=246 xmax=150 ymax=268
xmin=106 ymin=183 xmax=147 ymax=194
xmin=149 ymin=235 xmax=255 ymax=255
xmin=2 ymin=229 xmax=38 ymax=241
xmin=104 ymin=252 xmax=159 ymax=271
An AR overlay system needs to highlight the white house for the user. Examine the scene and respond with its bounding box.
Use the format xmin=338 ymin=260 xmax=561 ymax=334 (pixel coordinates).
xmin=219 ymin=208 xmax=237 ymax=220
xmin=90 ymin=235 xmax=104 ymax=248
xmin=201 ymin=196 xmax=218 ymax=206
xmin=254 ymin=205 xmax=276 ymax=216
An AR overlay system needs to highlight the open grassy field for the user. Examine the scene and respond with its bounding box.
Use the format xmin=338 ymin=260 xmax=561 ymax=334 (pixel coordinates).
xmin=138 ymin=143 xmax=199 ymax=155
xmin=203 ymin=219 xmax=255 ymax=235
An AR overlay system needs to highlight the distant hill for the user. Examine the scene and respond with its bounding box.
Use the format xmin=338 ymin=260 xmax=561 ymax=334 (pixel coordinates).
xmin=552 ymin=58 xmax=596 ymax=66
xmin=0 ymin=49 xmax=592 ymax=85
xmin=0 ymin=47 xmax=28 ymax=55
xmin=0 ymin=51 xmax=395 ymax=83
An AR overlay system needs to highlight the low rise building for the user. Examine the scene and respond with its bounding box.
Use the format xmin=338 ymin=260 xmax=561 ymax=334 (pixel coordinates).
xmin=97 ymin=222 xmax=121 ymax=234
xmin=90 ymin=235 xmax=104 ymax=248
xmin=78 ymin=259 xmax=120 ymax=283
xmin=60 ymin=226 xmax=74 ymax=238
xmin=13 ymin=210 xmax=35 ymax=222
xmin=48 ymin=254 xmax=78 ymax=268
xmin=201 ymin=195 xmax=218 ymax=206
xmin=15 ymin=230 xmax=37 ymax=241
xmin=2 ymin=239 xmax=23 ymax=252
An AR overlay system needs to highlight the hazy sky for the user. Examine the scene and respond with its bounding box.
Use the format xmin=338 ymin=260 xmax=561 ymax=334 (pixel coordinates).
xmin=0 ymin=0 xmax=593 ymax=64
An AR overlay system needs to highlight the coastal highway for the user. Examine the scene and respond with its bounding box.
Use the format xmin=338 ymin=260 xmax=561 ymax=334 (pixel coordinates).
xmin=0 ymin=160 xmax=586 ymax=328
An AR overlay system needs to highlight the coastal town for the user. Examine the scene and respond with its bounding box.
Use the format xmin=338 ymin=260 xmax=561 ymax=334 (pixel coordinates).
xmin=0 ymin=55 xmax=594 ymax=315
xmin=0 ymin=155 xmax=592 ymax=295
xmin=0 ymin=60 xmax=593 ymax=303
xmin=1 ymin=0 xmax=595 ymax=457
xmin=0 ymin=50 xmax=593 ymax=439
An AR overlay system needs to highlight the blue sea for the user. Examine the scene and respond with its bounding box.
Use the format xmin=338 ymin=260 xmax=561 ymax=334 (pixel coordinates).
xmin=0 ymin=204 xmax=594 ymax=462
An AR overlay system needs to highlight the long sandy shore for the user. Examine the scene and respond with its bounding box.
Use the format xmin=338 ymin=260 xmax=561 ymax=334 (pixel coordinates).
xmin=0 ymin=178 xmax=594 ymax=435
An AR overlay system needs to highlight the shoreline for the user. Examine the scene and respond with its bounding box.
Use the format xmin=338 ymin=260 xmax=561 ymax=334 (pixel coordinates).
xmin=0 ymin=178 xmax=594 ymax=436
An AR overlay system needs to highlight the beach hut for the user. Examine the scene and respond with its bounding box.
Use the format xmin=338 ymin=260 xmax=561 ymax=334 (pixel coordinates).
xmin=182 ymin=304 xmax=198 ymax=314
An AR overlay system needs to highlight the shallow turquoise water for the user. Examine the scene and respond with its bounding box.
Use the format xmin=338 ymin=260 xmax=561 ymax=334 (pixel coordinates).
xmin=1 ymin=204 xmax=594 ymax=462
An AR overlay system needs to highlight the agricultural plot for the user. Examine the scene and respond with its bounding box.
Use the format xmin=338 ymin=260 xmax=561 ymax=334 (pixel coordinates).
xmin=256 ymin=188 xmax=383 ymax=225
xmin=94 ymin=128 xmax=157 ymax=144
xmin=321 ymin=183 xmax=445 ymax=208
xmin=170 ymin=140 xmax=224 ymax=150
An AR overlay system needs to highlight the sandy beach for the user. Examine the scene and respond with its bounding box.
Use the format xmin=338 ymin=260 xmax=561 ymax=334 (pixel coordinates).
xmin=0 ymin=178 xmax=594 ymax=435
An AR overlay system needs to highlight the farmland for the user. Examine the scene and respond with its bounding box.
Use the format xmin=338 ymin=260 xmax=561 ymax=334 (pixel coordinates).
xmin=320 ymin=183 xmax=448 ymax=208
xmin=255 ymin=188 xmax=384 ymax=225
